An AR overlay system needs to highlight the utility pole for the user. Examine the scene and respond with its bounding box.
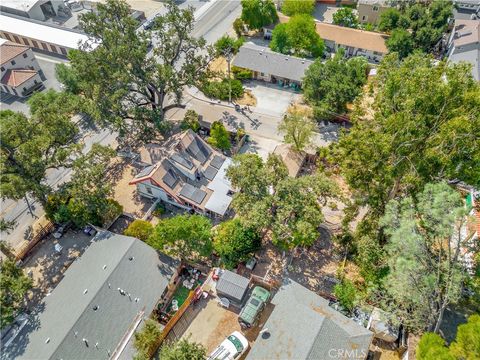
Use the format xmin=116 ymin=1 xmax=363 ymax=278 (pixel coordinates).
xmin=223 ymin=46 xmax=233 ymax=103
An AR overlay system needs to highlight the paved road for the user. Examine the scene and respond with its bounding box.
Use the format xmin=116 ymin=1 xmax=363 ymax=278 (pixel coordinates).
xmin=0 ymin=0 xmax=242 ymax=250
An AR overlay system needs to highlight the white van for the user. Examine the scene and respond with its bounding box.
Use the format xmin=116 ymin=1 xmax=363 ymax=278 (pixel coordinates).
xmin=207 ymin=331 xmax=249 ymax=360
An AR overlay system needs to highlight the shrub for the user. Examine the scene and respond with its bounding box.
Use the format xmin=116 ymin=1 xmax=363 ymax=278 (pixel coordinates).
xmin=208 ymin=121 xmax=231 ymax=151
xmin=232 ymin=66 xmax=253 ymax=80
xmin=233 ymin=17 xmax=246 ymax=37
xmin=201 ymin=78 xmax=244 ymax=101
xmin=124 ymin=220 xmax=154 ymax=241
xmin=181 ymin=109 xmax=200 ymax=132
xmin=134 ymin=319 xmax=162 ymax=359
xmin=333 ymin=278 xmax=357 ymax=313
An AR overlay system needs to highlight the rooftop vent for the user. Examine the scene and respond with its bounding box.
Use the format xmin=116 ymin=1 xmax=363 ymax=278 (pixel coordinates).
xmin=103 ymin=265 xmax=107 ymax=270
xmin=93 ymin=305 xmax=99 ymax=311
xmin=83 ymin=289 xmax=88 ymax=294
xmin=45 ymin=338 xmax=50 ymax=344
xmin=128 ymin=256 xmax=134 ymax=261
xmin=261 ymin=331 xmax=271 ymax=339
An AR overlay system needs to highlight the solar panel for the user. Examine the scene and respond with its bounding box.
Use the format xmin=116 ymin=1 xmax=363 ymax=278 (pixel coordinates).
xmin=210 ymin=155 xmax=225 ymax=169
xmin=136 ymin=165 xmax=155 ymax=178
xmin=204 ymin=166 xmax=218 ymax=181
xmin=179 ymin=183 xmax=207 ymax=204
xmin=171 ymin=153 xmax=194 ymax=170
xmin=187 ymin=138 xmax=212 ymax=164
xmin=162 ymin=170 xmax=178 ymax=189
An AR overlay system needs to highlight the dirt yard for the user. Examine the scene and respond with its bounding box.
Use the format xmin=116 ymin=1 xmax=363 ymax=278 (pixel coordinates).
xmin=22 ymin=230 xmax=93 ymax=306
xmin=181 ymin=297 xmax=242 ymax=353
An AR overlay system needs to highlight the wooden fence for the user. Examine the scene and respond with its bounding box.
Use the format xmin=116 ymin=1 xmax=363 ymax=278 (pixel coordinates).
xmin=15 ymin=221 xmax=54 ymax=262
xmin=148 ymin=290 xmax=196 ymax=358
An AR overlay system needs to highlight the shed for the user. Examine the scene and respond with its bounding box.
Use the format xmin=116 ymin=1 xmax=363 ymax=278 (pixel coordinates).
xmin=216 ymin=270 xmax=250 ymax=304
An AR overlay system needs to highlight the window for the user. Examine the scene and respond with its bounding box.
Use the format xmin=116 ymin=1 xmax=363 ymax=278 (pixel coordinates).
xmin=50 ymin=45 xmax=58 ymax=53
xmin=373 ymin=5 xmax=379 ymax=11
xmin=41 ymin=42 xmax=48 ymax=51
xmin=146 ymin=186 xmax=153 ymax=195
xmin=23 ymin=87 xmax=27 ymax=92
xmin=1 ymin=67 xmax=4 ymax=72
xmin=3 ymin=33 xmax=12 ymax=41
xmin=260 ymin=72 xmax=265 ymax=76
xmin=362 ymin=15 xmax=367 ymax=21
xmin=60 ymin=47 xmax=67 ymax=55
xmin=23 ymin=53 xmax=28 ymax=58
xmin=12 ymin=88 xmax=18 ymax=95
xmin=32 ymin=40 xmax=39 ymax=48
xmin=11 ymin=60 xmax=16 ymax=65
xmin=22 ymin=38 xmax=29 ymax=46
xmin=13 ymin=35 xmax=20 ymax=43
xmin=34 ymin=80 xmax=38 ymax=84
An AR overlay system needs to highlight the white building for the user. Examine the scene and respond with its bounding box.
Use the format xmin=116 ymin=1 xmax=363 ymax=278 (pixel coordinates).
xmin=0 ymin=14 xmax=97 ymax=56
xmin=0 ymin=0 xmax=68 ymax=21
xmin=0 ymin=39 xmax=43 ymax=97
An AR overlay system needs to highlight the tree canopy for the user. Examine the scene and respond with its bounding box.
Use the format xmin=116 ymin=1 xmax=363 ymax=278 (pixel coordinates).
xmin=60 ymin=0 xmax=214 ymax=142
xmin=281 ymin=0 xmax=315 ymax=16
xmin=147 ymin=214 xmax=212 ymax=260
xmin=226 ymin=154 xmax=338 ymax=249
xmin=303 ymin=51 xmax=368 ymax=119
xmin=133 ymin=319 xmax=162 ymax=360
xmin=278 ymin=105 xmax=316 ymax=152
xmin=0 ymin=259 xmax=33 ymax=328
xmin=332 ymin=7 xmax=358 ymax=28
xmin=332 ymin=53 xmax=480 ymax=218
xmin=240 ymin=0 xmax=278 ymax=30
xmin=0 ymin=90 xmax=80 ymax=205
xmin=380 ymin=182 xmax=466 ymax=333
xmin=207 ymin=121 xmax=231 ymax=151
xmin=124 ymin=219 xmax=154 ymax=241
xmin=270 ymin=15 xmax=324 ymax=58
xmin=386 ymin=28 xmax=414 ymax=59
xmin=212 ymin=219 xmax=261 ymax=269
xmin=158 ymin=338 xmax=206 ymax=360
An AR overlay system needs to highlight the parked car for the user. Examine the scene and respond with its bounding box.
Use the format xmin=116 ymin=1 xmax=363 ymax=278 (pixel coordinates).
xmin=238 ymin=286 xmax=270 ymax=328
xmin=207 ymin=331 xmax=249 ymax=360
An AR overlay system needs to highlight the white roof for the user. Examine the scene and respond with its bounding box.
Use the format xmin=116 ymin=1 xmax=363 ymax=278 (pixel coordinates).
xmin=0 ymin=14 xmax=96 ymax=50
xmin=205 ymin=157 xmax=233 ymax=216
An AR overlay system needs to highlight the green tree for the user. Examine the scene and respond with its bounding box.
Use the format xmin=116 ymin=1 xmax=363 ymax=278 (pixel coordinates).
xmin=181 ymin=110 xmax=201 ymax=132
xmin=332 ymin=7 xmax=358 ymax=28
xmin=233 ymin=17 xmax=246 ymax=37
xmin=416 ymin=333 xmax=454 ymax=360
xmin=63 ymin=0 xmax=214 ymax=141
xmin=0 ymin=91 xmax=80 ymax=207
xmin=281 ymin=0 xmax=315 ymax=16
xmin=386 ymin=28 xmax=414 ymax=59
xmin=158 ymin=338 xmax=206 ymax=360
xmin=377 ymin=8 xmax=402 ymax=32
xmin=278 ymin=105 xmax=316 ymax=152
xmin=0 ymin=259 xmax=33 ymax=328
xmin=333 ymin=278 xmax=357 ymax=313
xmin=147 ymin=214 xmax=212 ymax=260
xmin=65 ymin=144 xmax=120 ymax=227
xmin=271 ymin=15 xmax=324 ymax=57
xmin=303 ymin=51 xmax=368 ymax=118
xmin=0 ymin=219 xmax=16 ymax=234
xmin=381 ymin=182 xmax=467 ymax=333
xmin=449 ymin=314 xmax=480 ymax=360
xmin=214 ymin=35 xmax=244 ymax=56
xmin=208 ymin=121 xmax=231 ymax=151
xmin=55 ymin=63 xmax=80 ymax=94
xmin=212 ymin=219 xmax=261 ymax=269
xmin=133 ymin=319 xmax=162 ymax=359
xmin=124 ymin=219 xmax=154 ymax=241
xmin=240 ymin=0 xmax=278 ymax=30
xmin=333 ymin=53 xmax=480 ymax=219
xmin=226 ymin=154 xmax=338 ymax=249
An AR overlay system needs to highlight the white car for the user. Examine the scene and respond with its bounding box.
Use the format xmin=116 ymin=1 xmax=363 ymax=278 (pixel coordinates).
xmin=207 ymin=331 xmax=249 ymax=360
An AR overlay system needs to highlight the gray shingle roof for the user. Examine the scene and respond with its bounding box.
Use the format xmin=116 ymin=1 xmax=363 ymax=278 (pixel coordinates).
xmin=2 ymin=232 xmax=179 ymax=360
xmin=232 ymin=43 xmax=314 ymax=83
xmin=216 ymin=270 xmax=250 ymax=303
xmin=246 ymin=279 xmax=373 ymax=360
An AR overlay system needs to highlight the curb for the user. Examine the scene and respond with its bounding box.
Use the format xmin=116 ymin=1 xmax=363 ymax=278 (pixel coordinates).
xmin=194 ymin=0 xmax=220 ymax=21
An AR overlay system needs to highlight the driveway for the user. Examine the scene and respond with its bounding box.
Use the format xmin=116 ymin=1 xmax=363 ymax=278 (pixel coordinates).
xmin=244 ymin=81 xmax=301 ymax=117
xmin=313 ymin=3 xmax=342 ymax=23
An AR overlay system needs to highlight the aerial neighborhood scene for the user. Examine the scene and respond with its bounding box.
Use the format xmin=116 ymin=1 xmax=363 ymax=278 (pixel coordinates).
xmin=1 ymin=0 xmax=480 ymax=359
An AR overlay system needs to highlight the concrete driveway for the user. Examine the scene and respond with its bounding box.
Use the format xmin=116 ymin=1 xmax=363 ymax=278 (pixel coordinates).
xmin=244 ymin=81 xmax=301 ymax=117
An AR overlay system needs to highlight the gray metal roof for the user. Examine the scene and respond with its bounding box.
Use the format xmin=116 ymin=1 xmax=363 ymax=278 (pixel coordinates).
xmin=216 ymin=270 xmax=250 ymax=303
xmin=246 ymin=279 xmax=373 ymax=360
xmin=210 ymin=155 xmax=225 ymax=170
xmin=2 ymin=232 xmax=179 ymax=360
xmin=449 ymin=48 xmax=480 ymax=80
xmin=204 ymin=165 xmax=218 ymax=181
xmin=232 ymin=43 xmax=314 ymax=83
